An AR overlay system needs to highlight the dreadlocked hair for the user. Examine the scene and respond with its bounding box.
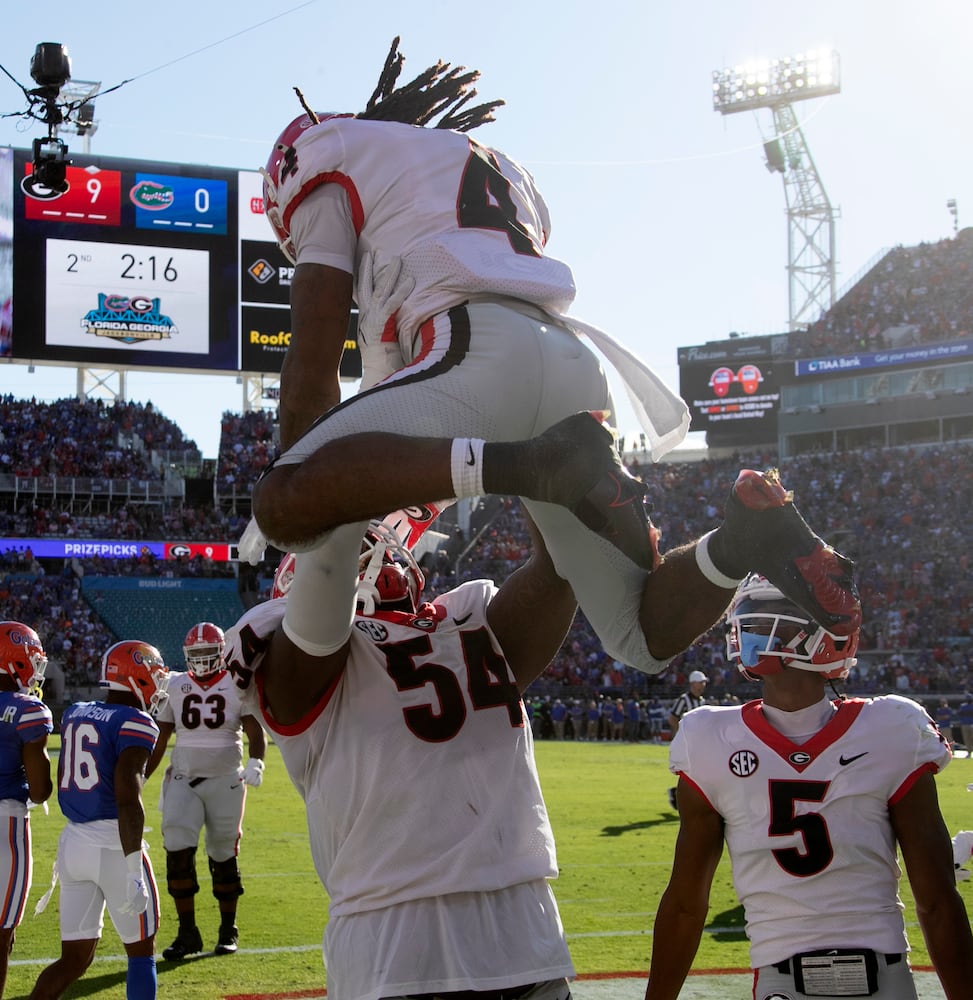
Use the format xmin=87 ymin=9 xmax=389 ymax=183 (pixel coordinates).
xmin=355 ymin=36 xmax=504 ymax=133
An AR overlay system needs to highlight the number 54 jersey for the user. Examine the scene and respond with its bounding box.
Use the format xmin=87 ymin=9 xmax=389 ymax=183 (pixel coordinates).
xmin=671 ymin=695 xmax=952 ymax=967
xmin=225 ymin=580 xmax=558 ymax=918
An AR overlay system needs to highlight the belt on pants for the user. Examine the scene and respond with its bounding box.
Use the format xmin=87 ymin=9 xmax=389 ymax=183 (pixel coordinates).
xmin=398 ymin=985 xmax=538 ymax=1000
xmin=772 ymin=952 xmax=902 ymax=975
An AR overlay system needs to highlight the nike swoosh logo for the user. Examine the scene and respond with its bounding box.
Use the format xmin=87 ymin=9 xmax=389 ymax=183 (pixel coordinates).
xmin=453 ymin=613 xmax=472 ymax=626
xmin=466 ymin=443 xmax=476 ymax=466
xmin=838 ymin=752 xmax=868 ymax=766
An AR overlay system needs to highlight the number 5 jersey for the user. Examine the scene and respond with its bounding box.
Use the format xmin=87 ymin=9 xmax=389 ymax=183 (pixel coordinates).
xmin=671 ymin=695 xmax=952 ymax=968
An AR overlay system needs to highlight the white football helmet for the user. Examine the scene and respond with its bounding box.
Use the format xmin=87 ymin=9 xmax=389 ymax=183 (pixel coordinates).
xmin=183 ymin=622 xmax=226 ymax=678
xmin=261 ymin=111 xmax=353 ymax=262
xmin=357 ymin=520 xmax=424 ymax=615
xmin=726 ymin=573 xmax=859 ymax=681
xmin=100 ymin=640 xmax=170 ymax=716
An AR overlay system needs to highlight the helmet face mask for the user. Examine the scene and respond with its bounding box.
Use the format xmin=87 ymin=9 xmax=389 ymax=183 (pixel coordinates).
xmin=183 ymin=622 xmax=226 ymax=679
xmin=100 ymin=641 xmax=170 ymax=716
xmin=357 ymin=521 xmax=424 ymax=615
xmin=0 ymin=621 xmax=47 ymax=691
xmin=727 ymin=574 xmax=859 ymax=681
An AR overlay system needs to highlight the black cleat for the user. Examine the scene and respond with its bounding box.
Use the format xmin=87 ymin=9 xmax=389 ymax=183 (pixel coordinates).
xmin=667 ymin=787 xmax=678 ymax=811
xmin=215 ymin=925 xmax=239 ymax=955
xmin=529 ymin=411 xmax=657 ymax=571
xmin=720 ymin=469 xmax=861 ymax=636
xmin=162 ymin=926 xmax=204 ymax=961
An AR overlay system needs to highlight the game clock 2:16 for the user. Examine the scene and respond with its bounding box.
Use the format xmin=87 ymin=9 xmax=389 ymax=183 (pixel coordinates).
xmin=52 ymin=238 xmax=208 ymax=293
xmin=44 ymin=237 xmax=211 ymax=353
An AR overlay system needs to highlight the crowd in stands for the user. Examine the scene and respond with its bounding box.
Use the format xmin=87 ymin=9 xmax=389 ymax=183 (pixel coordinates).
xmin=0 ymin=548 xmax=116 ymax=693
xmin=1 ymin=232 xmax=973 ymax=709
xmin=0 ymin=395 xmax=198 ymax=481
xmin=794 ymin=232 xmax=973 ymax=358
xmin=216 ymin=409 xmax=276 ymax=495
xmin=1 ymin=394 xmax=973 ymax=706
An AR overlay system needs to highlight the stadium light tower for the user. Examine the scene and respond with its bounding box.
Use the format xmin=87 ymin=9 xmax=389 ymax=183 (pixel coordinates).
xmin=712 ymin=49 xmax=840 ymax=331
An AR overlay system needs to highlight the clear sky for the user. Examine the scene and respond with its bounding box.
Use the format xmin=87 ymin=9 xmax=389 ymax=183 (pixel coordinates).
xmin=1 ymin=0 xmax=970 ymax=458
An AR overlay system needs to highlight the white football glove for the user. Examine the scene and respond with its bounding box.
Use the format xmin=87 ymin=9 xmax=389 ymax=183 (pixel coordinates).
xmin=242 ymin=757 xmax=265 ymax=787
xmin=356 ymin=252 xmax=415 ymax=343
xmin=119 ymin=852 xmax=149 ymax=916
xmin=239 ymin=515 xmax=268 ymax=566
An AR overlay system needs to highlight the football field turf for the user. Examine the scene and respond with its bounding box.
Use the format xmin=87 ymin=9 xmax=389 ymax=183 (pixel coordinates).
xmin=5 ymin=739 xmax=970 ymax=998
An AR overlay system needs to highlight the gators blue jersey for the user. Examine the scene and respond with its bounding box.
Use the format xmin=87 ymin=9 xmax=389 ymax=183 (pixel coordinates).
xmin=57 ymin=701 xmax=158 ymax=824
xmin=0 ymin=690 xmax=53 ymax=803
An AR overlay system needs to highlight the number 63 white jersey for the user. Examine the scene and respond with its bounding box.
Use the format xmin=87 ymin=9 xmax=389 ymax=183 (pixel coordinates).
xmin=155 ymin=670 xmax=248 ymax=778
xmin=671 ymin=695 xmax=952 ymax=968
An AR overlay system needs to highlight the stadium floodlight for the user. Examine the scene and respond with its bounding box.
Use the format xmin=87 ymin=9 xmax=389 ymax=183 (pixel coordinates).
xmin=947 ymin=199 xmax=959 ymax=235
xmin=712 ymin=49 xmax=840 ymax=116
xmin=712 ymin=48 xmax=841 ymax=332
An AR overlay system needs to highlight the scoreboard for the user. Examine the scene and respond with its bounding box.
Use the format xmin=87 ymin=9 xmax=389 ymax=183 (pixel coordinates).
xmin=677 ymin=336 xmax=783 ymax=444
xmin=0 ymin=146 xmax=360 ymax=378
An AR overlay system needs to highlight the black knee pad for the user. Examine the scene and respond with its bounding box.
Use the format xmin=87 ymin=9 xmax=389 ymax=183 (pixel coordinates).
xmin=165 ymin=847 xmax=199 ymax=899
xmin=208 ymin=855 xmax=244 ymax=901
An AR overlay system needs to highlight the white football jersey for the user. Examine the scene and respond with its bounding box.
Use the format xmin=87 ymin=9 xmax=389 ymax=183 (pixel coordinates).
xmin=671 ymin=695 xmax=952 ymax=968
xmin=275 ymin=117 xmax=577 ymax=349
xmin=225 ymin=583 xmax=572 ymax=1000
xmin=155 ymin=670 xmax=248 ymax=778
xmin=225 ymin=581 xmax=558 ymax=914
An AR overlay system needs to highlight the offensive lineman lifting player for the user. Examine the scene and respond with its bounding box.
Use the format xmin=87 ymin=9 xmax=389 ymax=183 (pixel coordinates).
xmin=224 ymin=515 xmax=578 ymax=1000
xmin=145 ymin=622 xmax=266 ymax=960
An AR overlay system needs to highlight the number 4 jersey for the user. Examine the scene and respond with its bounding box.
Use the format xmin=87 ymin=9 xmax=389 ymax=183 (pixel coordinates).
xmin=224 ymin=580 xmax=559 ymax=918
xmin=277 ymin=116 xmax=577 ymax=351
xmin=671 ymin=695 xmax=952 ymax=968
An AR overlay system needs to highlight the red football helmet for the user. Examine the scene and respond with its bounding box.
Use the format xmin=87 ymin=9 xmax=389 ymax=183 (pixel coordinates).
xmin=271 ymin=552 xmax=297 ymax=599
xmin=183 ymin=622 xmax=226 ymax=678
xmin=261 ymin=111 xmax=353 ymax=262
xmin=726 ymin=574 xmax=859 ymax=681
xmin=100 ymin=640 xmax=170 ymax=716
xmin=357 ymin=520 xmax=424 ymax=615
xmin=0 ymin=621 xmax=47 ymax=691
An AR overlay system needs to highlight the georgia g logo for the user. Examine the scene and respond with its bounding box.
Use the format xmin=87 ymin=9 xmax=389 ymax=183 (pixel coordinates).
xmin=403 ymin=504 xmax=435 ymax=523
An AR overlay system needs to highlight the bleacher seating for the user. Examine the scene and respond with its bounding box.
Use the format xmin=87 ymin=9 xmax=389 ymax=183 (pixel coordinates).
xmin=79 ymin=576 xmax=245 ymax=671
xmin=1 ymin=234 xmax=973 ymax=713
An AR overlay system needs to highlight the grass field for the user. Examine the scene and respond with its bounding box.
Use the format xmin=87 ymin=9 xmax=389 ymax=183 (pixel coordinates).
xmin=4 ymin=738 xmax=972 ymax=999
